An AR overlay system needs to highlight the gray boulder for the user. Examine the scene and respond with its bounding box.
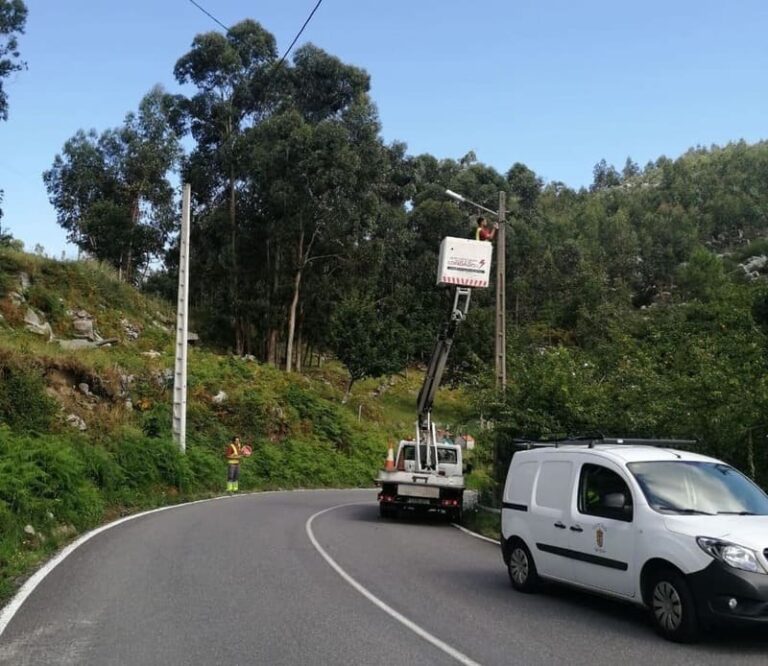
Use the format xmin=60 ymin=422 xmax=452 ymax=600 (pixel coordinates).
xmin=24 ymin=308 xmax=54 ymax=341
xmin=66 ymin=414 xmax=87 ymax=431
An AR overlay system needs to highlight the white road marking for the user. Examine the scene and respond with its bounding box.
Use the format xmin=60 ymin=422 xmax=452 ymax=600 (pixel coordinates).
xmin=0 ymin=488 xmax=374 ymax=639
xmin=450 ymin=523 xmax=501 ymax=545
xmin=306 ymin=503 xmax=483 ymax=666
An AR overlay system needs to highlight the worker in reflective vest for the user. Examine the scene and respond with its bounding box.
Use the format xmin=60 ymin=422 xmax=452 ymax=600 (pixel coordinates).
xmin=225 ymin=436 xmax=243 ymax=492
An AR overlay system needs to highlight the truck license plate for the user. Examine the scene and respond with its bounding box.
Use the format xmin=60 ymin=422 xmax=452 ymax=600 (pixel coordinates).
xmin=399 ymin=485 xmax=439 ymax=499
xmin=408 ymin=497 xmax=431 ymax=505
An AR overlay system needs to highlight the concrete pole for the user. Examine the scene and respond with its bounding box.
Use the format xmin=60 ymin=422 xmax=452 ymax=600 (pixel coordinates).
xmin=172 ymin=184 xmax=191 ymax=453
xmin=495 ymin=191 xmax=507 ymax=392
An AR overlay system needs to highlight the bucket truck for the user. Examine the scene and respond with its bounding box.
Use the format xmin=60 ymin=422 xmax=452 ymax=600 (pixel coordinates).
xmin=376 ymin=237 xmax=493 ymax=520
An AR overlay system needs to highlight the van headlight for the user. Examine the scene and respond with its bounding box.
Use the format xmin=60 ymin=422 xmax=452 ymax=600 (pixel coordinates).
xmin=696 ymin=537 xmax=766 ymax=574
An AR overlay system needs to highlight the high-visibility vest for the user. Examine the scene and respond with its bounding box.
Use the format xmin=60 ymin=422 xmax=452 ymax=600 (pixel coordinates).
xmin=226 ymin=442 xmax=242 ymax=464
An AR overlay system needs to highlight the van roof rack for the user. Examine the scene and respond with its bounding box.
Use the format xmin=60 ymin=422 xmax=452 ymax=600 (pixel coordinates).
xmin=510 ymin=435 xmax=698 ymax=450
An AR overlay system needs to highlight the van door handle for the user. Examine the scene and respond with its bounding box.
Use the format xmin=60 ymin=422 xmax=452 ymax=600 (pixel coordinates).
xmin=569 ymin=525 xmax=584 ymax=533
xmin=554 ymin=521 xmax=566 ymax=529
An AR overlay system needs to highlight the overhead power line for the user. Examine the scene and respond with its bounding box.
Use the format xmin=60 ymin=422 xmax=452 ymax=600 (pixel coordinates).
xmin=186 ymin=0 xmax=229 ymax=32
xmin=185 ymin=0 xmax=325 ymax=70
xmin=275 ymin=0 xmax=324 ymax=69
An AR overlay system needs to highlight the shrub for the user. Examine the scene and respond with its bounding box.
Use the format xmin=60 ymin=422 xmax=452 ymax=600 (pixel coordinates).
xmin=26 ymin=283 xmax=67 ymax=326
xmin=186 ymin=446 xmax=224 ymax=492
xmin=0 ymin=357 xmax=57 ymax=432
xmin=0 ymin=434 xmax=103 ymax=530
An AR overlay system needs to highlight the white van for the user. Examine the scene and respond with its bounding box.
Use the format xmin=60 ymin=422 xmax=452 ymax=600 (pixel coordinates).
xmin=500 ymin=439 xmax=768 ymax=642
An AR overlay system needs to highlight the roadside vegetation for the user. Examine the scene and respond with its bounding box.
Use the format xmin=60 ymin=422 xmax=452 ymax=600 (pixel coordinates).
xmin=0 ymin=246 xmax=471 ymax=602
xmin=462 ymin=508 xmax=501 ymax=543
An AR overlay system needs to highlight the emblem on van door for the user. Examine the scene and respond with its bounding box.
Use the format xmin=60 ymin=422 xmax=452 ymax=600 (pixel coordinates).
xmin=595 ymin=525 xmax=606 ymax=552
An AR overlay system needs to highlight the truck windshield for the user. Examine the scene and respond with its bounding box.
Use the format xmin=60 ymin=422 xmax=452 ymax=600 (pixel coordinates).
xmin=437 ymin=448 xmax=458 ymax=464
xmin=628 ymin=462 xmax=768 ymax=515
xmin=400 ymin=445 xmax=457 ymax=465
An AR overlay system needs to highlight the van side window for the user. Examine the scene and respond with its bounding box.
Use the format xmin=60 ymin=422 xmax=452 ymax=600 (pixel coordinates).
xmin=578 ymin=464 xmax=633 ymax=522
xmin=535 ymin=461 xmax=573 ymax=510
xmin=505 ymin=461 xmax=538 ymax=505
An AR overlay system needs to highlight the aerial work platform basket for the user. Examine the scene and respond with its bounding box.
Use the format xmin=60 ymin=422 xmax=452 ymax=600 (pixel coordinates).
xmin=436 ymin=237 xmax=493 ymax=288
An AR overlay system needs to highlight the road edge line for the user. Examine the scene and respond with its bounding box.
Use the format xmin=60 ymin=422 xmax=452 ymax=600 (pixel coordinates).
xmin=306 ymin=503 xmax=482 ymax=666
xmin=450 ymin=523 xmax=501 ymax=545
xmin=0 ymin=488 xmax=373 ymax=638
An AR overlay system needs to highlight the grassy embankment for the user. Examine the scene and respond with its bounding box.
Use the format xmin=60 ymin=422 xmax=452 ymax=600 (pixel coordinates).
xmin=0 ymin=248 xmax=474 ymax=603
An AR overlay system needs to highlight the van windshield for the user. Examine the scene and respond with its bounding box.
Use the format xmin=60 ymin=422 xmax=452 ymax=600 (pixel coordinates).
xmin=628 ymin=462 xmax=768 ymax=515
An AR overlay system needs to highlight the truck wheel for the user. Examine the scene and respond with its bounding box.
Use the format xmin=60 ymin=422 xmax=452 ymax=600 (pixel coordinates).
xmin=507 ymin=540 xmax=539 ymax=593
xmin=647 ymin=569 xmax=699 ymax=643
xmin=448 ymin=508 xmax=463 ymax=523
xmin=379 ymin=503 xmax=395 ymax=519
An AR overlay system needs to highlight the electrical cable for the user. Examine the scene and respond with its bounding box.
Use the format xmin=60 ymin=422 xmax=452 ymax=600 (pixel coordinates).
xmin=185 ymin=0 xmax=325 ymax=73
xmin=275 ymin=0 xmax=324 ymax=70
xmin=186 ymin=0 xmax=230 ymax=33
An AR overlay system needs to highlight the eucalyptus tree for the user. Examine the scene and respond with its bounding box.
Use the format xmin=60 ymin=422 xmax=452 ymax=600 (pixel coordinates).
xmin=0 ymin=0 xmax=25 ymax=122
xmin=171 ymin=19 xmax=279 ymax=354
xmin=245 ymin=44 xmax=386 ymax=370
xmin=0 ymin=0 xmax=27 ymax=219
xmin=43 ymin=86 xmax=180 ymax=281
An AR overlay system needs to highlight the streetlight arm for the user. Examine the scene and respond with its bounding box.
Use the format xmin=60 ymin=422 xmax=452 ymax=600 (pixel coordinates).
xmin=444 ymin=189 xmax=502 ymax=219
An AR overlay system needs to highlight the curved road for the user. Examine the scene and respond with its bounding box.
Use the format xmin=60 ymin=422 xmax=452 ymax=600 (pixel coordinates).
xmin=0 ymin=489 xmax=766 ymax=665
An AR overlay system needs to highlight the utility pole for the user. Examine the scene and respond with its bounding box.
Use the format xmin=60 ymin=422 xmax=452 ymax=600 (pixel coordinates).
xmin=445 ymin=188 xmax=508 ymax=392
xmin=495 ymin=191 xmax=506 ymax=392
xmin=172 ymin=184 xmax=191 ymax=453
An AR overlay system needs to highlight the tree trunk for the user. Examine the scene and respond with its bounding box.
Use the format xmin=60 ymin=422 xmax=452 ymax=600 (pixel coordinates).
xmin=229 ymin=171 xmax=244 ymax=355
xmin=126 ymin=196 xmax=140 ymax=284
xmin=285 ymin=229 xmax=304 ymax=373
xmin=295 ymin=323 xmax=303 ymax=373
xmin=342 ymin=376 xmax=355 ymax=404
xmin=267 ymin=329 xmax=278 ymax=366
xmin=747 ymin=429 xmax=756 ymax=479
xmin=265 ymin=238 xmax=280 ymax=365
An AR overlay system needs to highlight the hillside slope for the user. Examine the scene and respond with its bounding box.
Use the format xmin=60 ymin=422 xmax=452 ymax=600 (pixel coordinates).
xmin=0 ymin=248 xmax=473 ymax=601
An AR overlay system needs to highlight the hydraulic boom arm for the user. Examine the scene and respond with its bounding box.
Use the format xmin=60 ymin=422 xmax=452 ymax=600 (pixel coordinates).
xmin=414 ymin=286 xmax=472 ymax=469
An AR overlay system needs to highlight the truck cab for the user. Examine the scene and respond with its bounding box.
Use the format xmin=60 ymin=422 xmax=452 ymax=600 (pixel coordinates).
xmin=377 ymin=439 xmax=465 ymax=521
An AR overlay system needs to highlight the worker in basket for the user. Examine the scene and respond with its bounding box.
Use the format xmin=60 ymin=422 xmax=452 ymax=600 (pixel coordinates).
xmin=474 ymin=216 xmax=498 ymax=241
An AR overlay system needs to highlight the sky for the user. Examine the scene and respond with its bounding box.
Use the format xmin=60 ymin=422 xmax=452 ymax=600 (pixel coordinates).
xmin=0 ymin=0 xmax=766 ymax=257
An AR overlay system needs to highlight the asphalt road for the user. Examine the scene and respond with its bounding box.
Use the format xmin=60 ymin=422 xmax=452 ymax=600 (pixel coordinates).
xmin=0 ymin=489 xmax=766 ymax=665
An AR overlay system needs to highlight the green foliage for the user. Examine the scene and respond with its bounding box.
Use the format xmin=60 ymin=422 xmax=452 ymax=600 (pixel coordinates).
xmin=329 ymin=291 xmax=409 ymax=398
xmin=0 ymin=432 xmax=103 ymax=529
xmin=462 ymin=508 xmax=500 ymax=542
xmin=26 ymin=282 xmax=67 ymax=325
xmin=43 ymin=87 xmax=180 ymax=281
xmin=0 ymin=357 xmax=56 ymax=432
xmin=0 ymin=0 xmax=27 ymax=123
xmin=284 ymin=384 xmax=344 ymax=445
xmin=112 ymin=433 xmax=192 ymax=493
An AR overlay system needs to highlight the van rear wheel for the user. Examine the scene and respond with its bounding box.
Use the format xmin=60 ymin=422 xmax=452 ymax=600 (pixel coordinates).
xmin=507 ymin=540 xmax=539 ymax=593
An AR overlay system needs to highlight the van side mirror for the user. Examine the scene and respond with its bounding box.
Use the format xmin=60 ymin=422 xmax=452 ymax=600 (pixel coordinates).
xmin=603 ymin=492 xmax=627 ymax=509
xmin=602 ymin=492 xmax=633 ymax=521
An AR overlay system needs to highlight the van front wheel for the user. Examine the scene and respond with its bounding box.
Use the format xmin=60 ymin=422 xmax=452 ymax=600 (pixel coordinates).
xmin=507 ymin=541 xmax=539 ymax=593
xmin=647 ymin=569 xmax=699 ymax=642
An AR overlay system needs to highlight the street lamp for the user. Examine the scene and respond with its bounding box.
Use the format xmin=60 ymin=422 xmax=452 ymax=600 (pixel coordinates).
xmin=445 ymin=188 xmax=507 ymax=392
